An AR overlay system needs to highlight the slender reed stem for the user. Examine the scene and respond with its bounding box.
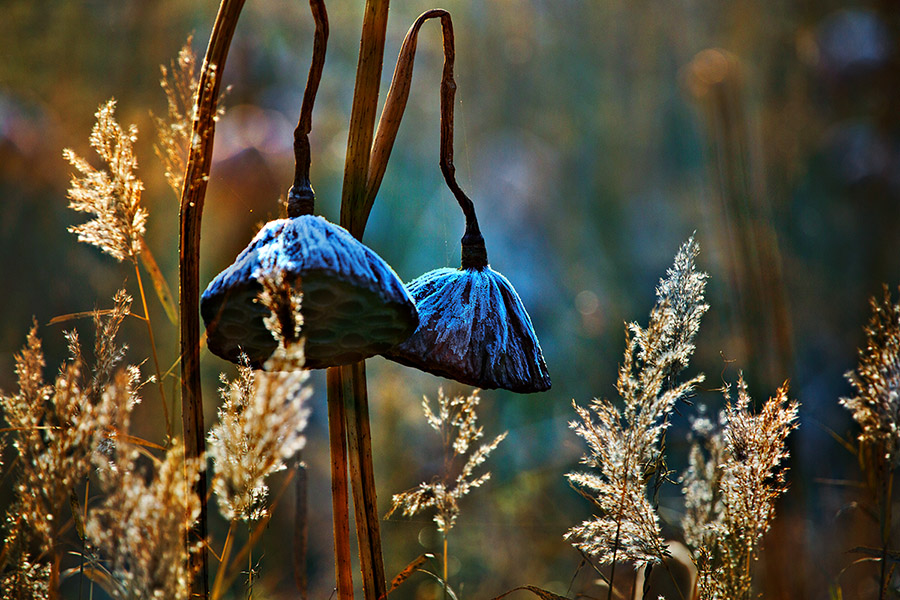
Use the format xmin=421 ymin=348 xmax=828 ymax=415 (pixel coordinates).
xmin=878 ymin=462 xmax=893 ymax=600
xmin=210 ymin=521 xmax=237 ymax=600
xmin=293 ymin=458 xmax=309 ymax=599
xmin=178 ymin=1 xmax=246 ymax=597
xmin=328 ymin=367 xmax=354 ymax=600
xmin=442 ymin=536 xmax=448 ymax=600
xmin=132 ymin=259 xmax=171 ymax=441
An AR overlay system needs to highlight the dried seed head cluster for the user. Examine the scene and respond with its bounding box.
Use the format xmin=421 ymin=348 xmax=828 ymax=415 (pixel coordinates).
xmin=208 ymin=358 xmax=311 ymax=522
xmin=208 ymin=273 xmax=311 ymax=522
xmin=566 ymin=236 xmax=708 ymax=566
xmin=1 ymin=557 xmax=51 ymax=600
xmin=840 ymin=285 xmax=900 ymax=466
xmin=681 ymin=376 xmax=799 ymax=600
xmin=388 ymin=388 xmax=507 ymax=535
xmin=0 ymin=291 xmax=140 ymax=556
xmin=89 ymin=440 xmax=204 ymax=600
xmin=152 ymin=36 xmax=199 ymax=196
xmin=63 ymin=100 xmax=147 ymax=262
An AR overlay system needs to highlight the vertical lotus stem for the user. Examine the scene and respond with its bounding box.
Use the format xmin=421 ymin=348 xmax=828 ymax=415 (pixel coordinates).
xmin=179 ymin=1 xmax=246 ymax=597
xmin=328 ymin=367 xmax=355 ymax=600
xmin=338 ymin=0 xmax=390 ymax=598
xmin=343 ymin=361 xmax=386 ymax=600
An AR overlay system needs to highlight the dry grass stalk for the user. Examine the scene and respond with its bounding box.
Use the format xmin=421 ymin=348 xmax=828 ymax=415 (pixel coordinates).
xmin=0 ymin=292 xmax=138 ymax=554
xmin=566 ymin=237 xmax=708 ymax=567
xmin=63 ymin=100 xmax=147 ymax=263
xmin=840 ymin=285 xmax=900 ymax=598
xmin=388 ymin=388 xmax=507 ymax=536
xmin=208 ymin=357 xmax=311 ymax=522
xmin=682 ymin=377 xmax=799 ymax=600
xmin=89 ymin=439 xmax=204 ymax=600
xmin=0 ymin=291 xmax=145 ymax=595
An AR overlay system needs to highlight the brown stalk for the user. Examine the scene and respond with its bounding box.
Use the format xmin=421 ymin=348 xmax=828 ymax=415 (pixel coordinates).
xmin=339 ymin=0 xmax=390 ymax=239
xmin=337 ymin=0 xmax=390 ymax=598
xmin=327 ymin=367 xmax=355 ymax=599
xmin=343 ymin=361 xmax=386 ymax=600
xmin=178 ymin=1 xmax=246 ymax=597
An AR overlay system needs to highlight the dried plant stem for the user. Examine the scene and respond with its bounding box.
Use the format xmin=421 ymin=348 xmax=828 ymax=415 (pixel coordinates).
xmin=293 ymin=460 xmax=309 ymax=598
xmin=210 ymin=521 xmax=237 ymax=600
xmin=132 ymin=259 xmax=171 ymax=440
xmin=336 ymin=0 xmax=390 ymax=598
xmin=879 ymin=466 xmax=893 ymax=600
xmin=138 ymin=236 xmax=178 ymax=325
xmin=328 ymin=367 xmax=354 ymax=600
xmin=343 ymin=362 xmax=386 ymax=600
xmin=340 ymin=0 xmax=389 ymax=238
xmin=443 ymin=536 xmax=448 ymax=600
xmin=178 ymin=1 xmax=246 ymax=597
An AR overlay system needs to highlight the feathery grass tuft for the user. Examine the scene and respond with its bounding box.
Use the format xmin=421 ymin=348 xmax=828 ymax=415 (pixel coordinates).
xmin=388 ymin=388 xmax=507 ymax=536
xmin=841 ymin=285 xmax=900 ymax=466
xmin=566 ymin=236 xmax=708 ymax=566
xmin=63 ymin=100 xmax=147 ymax=262
xmin=682 ymin=376 xmax=799 ymax=600
xmin=153 ymin=36 xmax=199 ymax=197
xmin=88 ymin=439 xmax=204 ymax=600
xmin=208 ymin=268 xmax=311 ymax=522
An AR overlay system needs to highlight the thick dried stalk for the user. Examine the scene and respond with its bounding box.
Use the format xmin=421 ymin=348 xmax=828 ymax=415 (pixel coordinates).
xmin=343 ymin=362 xmax=386 ymax=600
xmin=328 ymin=367 xmax=354 ymax=600
xmin=340 ymin=0 xmax=390 ymax=238
xmin=178 ymin=1 xmax=246 ymax=597
xmin=337 ymin=0 xmax=390 ymax=598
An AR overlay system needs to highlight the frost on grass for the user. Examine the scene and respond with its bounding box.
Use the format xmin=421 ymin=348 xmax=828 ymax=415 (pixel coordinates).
xmin=387 ymin=388 xmax=507 ymax=535
xmin=566 ymin=236 xmax=708 ymax=566
xmin=841 ymin=285 xmax=900 ymax=466
xmin=681 ymin=376 xmax=799 ymax=600
xmin=63 ymin=100 xmax=147 ymax=262
xmin=208 ymin=269 xmax=311 ymax=522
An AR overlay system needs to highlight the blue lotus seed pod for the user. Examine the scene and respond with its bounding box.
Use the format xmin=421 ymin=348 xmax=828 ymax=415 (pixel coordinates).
xmin=201 ymin=215 xmax=418 ymax=369
xmin=385 ymin=262 xmax=551 ymax=393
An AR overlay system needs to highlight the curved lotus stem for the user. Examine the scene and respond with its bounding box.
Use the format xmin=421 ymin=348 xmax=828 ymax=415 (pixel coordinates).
xmin=288 ymin=0 xmax=329 ymax=218
xmin=367 ymin=9 xmax=487 ymax=269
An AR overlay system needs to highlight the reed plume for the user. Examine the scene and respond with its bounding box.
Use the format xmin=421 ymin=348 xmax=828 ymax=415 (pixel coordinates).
xmin=63 ymin=101 xmax=147 ymax=263
xmin=208 ymin=268 xmax=311 ymax=523
xmin=681 ymin=376 xmax=798 ymax=600
xmin=566 ymin=236 xmax=708 ymax=567
xmin=388 ymin=388 xmax=507 ymax=536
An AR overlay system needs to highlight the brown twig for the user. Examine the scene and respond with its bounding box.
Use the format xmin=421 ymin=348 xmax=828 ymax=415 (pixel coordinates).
xmin=178 ymin=1 xmax=247 ymax=597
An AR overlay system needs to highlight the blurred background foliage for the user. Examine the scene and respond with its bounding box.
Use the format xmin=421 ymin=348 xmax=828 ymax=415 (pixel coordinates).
xmin=2 ymin=0 xmax=899 ymax=598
